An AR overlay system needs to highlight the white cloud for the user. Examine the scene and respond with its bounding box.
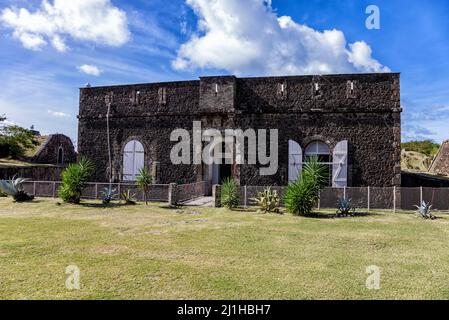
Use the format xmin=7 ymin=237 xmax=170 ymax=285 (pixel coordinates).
xmin=78 ymin=64 xmax=102 ymax=76
xmin=48 ymin=109 xmax=70 ymax=117
xmin=173 ymin=0 xmax=390 ymax=75
xmin=1 ymin=0 xmax=130 ymax=52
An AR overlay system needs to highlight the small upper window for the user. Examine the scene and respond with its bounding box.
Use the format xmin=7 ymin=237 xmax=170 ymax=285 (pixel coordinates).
xmin=214 ymin=83 xmax=219 ymax=96
xmin=313 ymin=82 xmax=323 ymax=99
xmin=158 ymin=87 xmax=167 ymax=105
xmin=130 ymin=90 xmax=140 ymax=105
xmin=277 ymin=82 xmax=287 ymax=99
xmin=346 ymin=80 xmax=356 ymax=99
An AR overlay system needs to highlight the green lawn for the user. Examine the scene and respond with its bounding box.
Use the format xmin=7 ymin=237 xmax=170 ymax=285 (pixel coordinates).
xmin=1 ymin=197 xmax=449 ymax=300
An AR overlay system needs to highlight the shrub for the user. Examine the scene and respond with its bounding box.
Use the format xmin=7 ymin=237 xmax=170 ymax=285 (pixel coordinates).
xmin=336 ymin=197 xmax=355 ymax=217
xmin=120 ymin=189 xmax=136 ymax=205
xmin=0 ymin=177 xmax=34 ymax=202
xmin=101 ymin=186 xmax=117 ymax=205
xmin=253 ymin=187 xmax=280 ymax=213
xmin=136 ymin=168 xmax=152 ymax=205
xmin=284 ymin=157 xmax=327 ymax=216
xmin=58 ymin=158 xmax=95 ymax=204
xmin=402 ymin=140 xmax=440 ymax=157
xmin=221 ymin=177 xmax=239 ymax=209
xmin=415 ymin=201 xmax=435 ymax=220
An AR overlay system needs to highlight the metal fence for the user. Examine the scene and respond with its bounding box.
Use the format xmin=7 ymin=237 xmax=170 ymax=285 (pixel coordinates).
xmin=238 ymin=186 xmax=449 ymax=211
xmin=22 ymin=181 xmax=170 ymax=202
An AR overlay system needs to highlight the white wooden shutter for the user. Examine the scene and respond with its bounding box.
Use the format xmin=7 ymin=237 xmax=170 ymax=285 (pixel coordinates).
xmin=123 ymin=140 xmax=145 ymax=181
xmin=288 ymin=140 xmax=302 ymax=183
xmin=332 ymin=140 xmax=348 ymax=187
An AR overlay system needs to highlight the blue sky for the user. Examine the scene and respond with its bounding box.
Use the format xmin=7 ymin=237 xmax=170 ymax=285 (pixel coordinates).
xmin=1 ymin=0 xmax=449 ymax=145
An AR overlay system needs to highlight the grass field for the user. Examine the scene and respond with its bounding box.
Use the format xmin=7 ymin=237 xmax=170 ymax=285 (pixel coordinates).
xmin=1 ymin=197 xmax=449 ymax=300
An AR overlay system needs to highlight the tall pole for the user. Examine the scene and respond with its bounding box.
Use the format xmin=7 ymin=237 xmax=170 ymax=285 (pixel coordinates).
xmin=105 ymin=93 xmax=113 ymax=188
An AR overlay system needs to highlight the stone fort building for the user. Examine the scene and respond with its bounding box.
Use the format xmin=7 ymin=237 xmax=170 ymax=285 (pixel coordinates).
xmin=78 ymin=73 xmax=401 ymax=190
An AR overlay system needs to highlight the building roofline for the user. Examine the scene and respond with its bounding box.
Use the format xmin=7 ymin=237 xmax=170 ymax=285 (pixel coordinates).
xmin=80 ymin=72 xmax=400 ymax=89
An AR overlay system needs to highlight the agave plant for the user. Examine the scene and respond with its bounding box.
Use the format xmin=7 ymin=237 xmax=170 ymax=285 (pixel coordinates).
xmin=336 ymin=197 xmax=355 ymax=217
xmin=415 ymin=201 xmax=435 ymax=220
xmin=120 ymin=189 xmax=136 ymax=205
xmin=0 ymin=176 xmax=34 ymax=202
xmin=101 ymin=186 xmax=117 ymax=205
xmin=253 ymin=187 xmax=280 ymax=213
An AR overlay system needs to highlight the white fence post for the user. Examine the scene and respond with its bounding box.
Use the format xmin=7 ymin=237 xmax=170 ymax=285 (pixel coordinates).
xmin=52 ymin=181 xmax=56 ymax=198
xmin=118 ymin=183 xmax=121 ymax=199
xmin=420 ymin=186 xmax=423 ymax=204
xmin=33 ymin=181 xmax=36 ymax=196
xmin=95 ymin=183 xmax=98 ymax=200
xmin=318 ymin=190 xmax=321 ymax=211
xmin=393 ymin=186 xmax=396 ymax=213
xmin=367 ymin=186 xmax=370 ymax=212
xmin=343 ymin=186 xmax=347 ymax=199
xmin=244 ymin=186 xmax=247 ymax=208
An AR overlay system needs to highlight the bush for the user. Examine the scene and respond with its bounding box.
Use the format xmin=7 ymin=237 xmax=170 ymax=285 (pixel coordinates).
xmin=221 ymin=177 xmax=239 ymax=209
xmin=402 ymin=140 xmax=440 ymax=157
xmin=136 ymin=168 xmax=152 ymax=205
xmin=58 ymin=158 xmax=95 ymax=204
xmin=253 ymin=187 xmax=280 ymax=213
xmin=0 ymin=177 xmax=34 ymax=202
xmin=284 ymin=157 xmax=327 ymax=216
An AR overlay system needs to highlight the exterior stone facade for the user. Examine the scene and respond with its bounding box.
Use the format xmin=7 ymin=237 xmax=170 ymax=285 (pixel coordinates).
xmin=78 ymin=73 xmax=401 ymax=188
xmin=32 ymin=134 xmax=77 ymax=165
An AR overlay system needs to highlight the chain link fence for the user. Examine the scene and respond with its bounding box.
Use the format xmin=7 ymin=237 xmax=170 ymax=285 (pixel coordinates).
xmin=237 ymin=186 xmax=449 ymax=211
xmin=22 ymin=181 xmax=170 ymax=202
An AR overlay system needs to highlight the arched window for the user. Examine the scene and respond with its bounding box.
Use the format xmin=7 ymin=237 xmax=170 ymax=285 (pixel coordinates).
xmin=305 ymin=141 xmax=332 ymax=186
xmin=57 ymin=146 xmax=64 ymax=164
xmin=123 ymin=140 xmax=145 ymax=181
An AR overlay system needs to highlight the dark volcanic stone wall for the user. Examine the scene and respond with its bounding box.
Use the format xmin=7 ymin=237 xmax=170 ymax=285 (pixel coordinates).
xmin=78 ymin=73 xmax=401 ymax=187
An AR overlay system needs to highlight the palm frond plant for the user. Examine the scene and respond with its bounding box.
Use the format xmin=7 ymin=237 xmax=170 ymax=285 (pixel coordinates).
xmin=221 ymin=177 xmax=239 ymax=209
xmin=135 ymin=168 xmax=152 ymax=205
xmin=120 ymin=189 xmax=136 ymax=205
xmin=415 ymin=201 xmax=435 ymax=220
xmin=101 ymin=186 xmax=117 ymax=205
xmin=58 ymin=157 xmax=95 ymax=204
xmin=253 ymin=186 xmax=280 ymax=213
xmin=0 ymin=176 xmax=34 ymax=202
xmin=284 ymin=157 xmax=327 ymax=216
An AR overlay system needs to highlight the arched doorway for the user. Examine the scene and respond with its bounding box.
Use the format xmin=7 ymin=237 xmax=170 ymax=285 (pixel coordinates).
xmin=123 ymin=140 xmax=145 ymax=181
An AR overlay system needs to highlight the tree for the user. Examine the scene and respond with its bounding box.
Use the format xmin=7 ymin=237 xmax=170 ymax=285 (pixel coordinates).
xmin=136 ymin=168 xmax=152 ymax=205
xmin=0 ymin=116 xmax=36 ymax=158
